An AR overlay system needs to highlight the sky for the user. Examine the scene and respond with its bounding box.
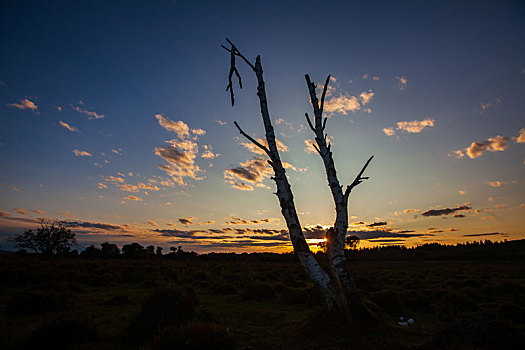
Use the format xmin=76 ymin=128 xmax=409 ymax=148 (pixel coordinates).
xmin=1 ymin=0 xmax=524 ymax=253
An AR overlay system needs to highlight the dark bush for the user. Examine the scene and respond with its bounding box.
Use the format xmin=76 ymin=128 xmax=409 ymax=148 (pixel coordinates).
xmin=429 ymin=312 xmax=525 ymax=349
xmin=403 ymin=290 xmax=433 ymax=313
xmin=240 ymin=283 xmax=275 ymax=301
xmin=125 ymin=286 xmax=196 ymax=342
xmin=213 ymin=283 xmax=237 ymax=295
xmin=280 ymin=287 xmax=309 ymax=305
xmin=152 ymin=323 xmax=236 ymax=350
xmin=29 ymin=314 xmax=97 ymax=349
xmin=5 ymin=291 xmax=69 ymax=317
xmin=370 ymin=290 xmax=403 ymax=314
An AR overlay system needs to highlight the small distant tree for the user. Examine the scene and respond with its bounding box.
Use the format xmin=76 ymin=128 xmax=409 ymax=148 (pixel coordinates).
xmin=101 ymin=242 xmax=120 ymax=256
xmin=81 ymin=245 xmax=101 ymax=257
xmin=345 ymin=235 xmax=360 ymax=250
xmin=156 ymin=246 xmax=163 ymax=255
xmin=146 ymin=245 xmax=155 ymax=254
xmin=122 ymin=242 xmax=144 ymax=258
xmin=13 ymin=218 xmax=76 ymax=256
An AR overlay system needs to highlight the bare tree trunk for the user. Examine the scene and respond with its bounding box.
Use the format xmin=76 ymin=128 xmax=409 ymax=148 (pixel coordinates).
xmin=305 ymin=75 xmax=373 ymax=317
xmin=222 ymin=40 xmax=373 ymax=316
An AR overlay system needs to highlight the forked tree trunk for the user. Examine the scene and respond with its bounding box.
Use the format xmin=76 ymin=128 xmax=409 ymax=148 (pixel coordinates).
xmin=223 ymin=40 xmax=373 ymax=317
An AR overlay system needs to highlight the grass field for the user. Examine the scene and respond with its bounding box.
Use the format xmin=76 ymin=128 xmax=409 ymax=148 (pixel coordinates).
xmin=1 ymin=245 xmax=524 ymax=349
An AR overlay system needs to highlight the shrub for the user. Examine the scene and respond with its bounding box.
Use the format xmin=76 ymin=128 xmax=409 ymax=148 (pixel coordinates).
xmin=240 ymin=283 xmax=275 ymax=301
xmin=5 ymin=291 xmax=69 ymax=317
xmin=429 ymin=312 xmax=525 ymax=349
xmin=125 ymin=287 xmax=196 ymax=343
xmin=280 ymin=287 xmax=309 ymax=305
xmin=29 ymin=314 xmax=97 ymax=349
xmin=152 ymin=323 xmax=236 ymax=350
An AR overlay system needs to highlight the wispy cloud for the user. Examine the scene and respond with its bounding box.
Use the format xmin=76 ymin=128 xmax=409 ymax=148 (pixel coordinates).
xmin=240 ymin=137 xmax=288 ymax=155
xmin=214 ymin=120 xmax=227 ymax=126
xmin=479 ymin=98 xmax=501 ymax=113
xmin=59 ymin=121 xmax=79 ymax=132
xmin=421 ymin=205 xmax=472 ymax=217
xmin=383 ymin=118 xmax=435 ymax=136
xmin=201 ymin=145 xmax=220 ymax=159
xmin=7 ymin=98 xmax=38 ymax=111
xmin=72 ymin=104 xmax=104 ymax=119
xmin=0 ymin=211 xmax=9 ymax=217
xmin=73 ymin=149 xmax=92 ymax=157
xmin=453 ymin=135 xmax=510 ymax=159
xmin=123 ymin=196 xmax=143 ymax=201
xmin=515 ymin=128 xmax=525 ymax=143
xmin=395 ymin=76 xmax=408 ymax=90
xmin=486 ymin=181 xmax=506 ymax=187
xmin=179 ymin=217 xmax=195 ymax=225
xmin=13 ymin=208 xmax=30 ymax=216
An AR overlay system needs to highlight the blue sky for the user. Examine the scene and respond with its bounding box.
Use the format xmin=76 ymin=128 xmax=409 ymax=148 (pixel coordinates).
xmin=1 ymin=0 xmax=524 ymax=252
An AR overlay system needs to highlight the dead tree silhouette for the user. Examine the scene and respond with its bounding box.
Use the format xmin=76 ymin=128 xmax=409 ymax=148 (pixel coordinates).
xmin=222 ymin=39 xmax=374 ymax=318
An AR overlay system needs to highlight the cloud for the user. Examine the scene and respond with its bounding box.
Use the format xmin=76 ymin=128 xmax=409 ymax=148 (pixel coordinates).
xmin=73 ymin=149 xmax=92 ymax=157
xmin=12 ymin=187 xmax=20 ymax=192
xmin=0 ymin=211 xmax=10 ymax=217
xmin=138 ymin=183 xmax=159 ymax=191
xmin=111 ymin=148 xmax=122 ymax=155
xmin=66 ymin=220 xmax=122 ymax=230
xmin=462 ymin=232 xmax=507 ymax=237
xmin=304 ymin=139 xmax=318 ymax=154
xmin=147 ymin=221 xmax=158 ymax=227
xmin=155 ymin=115 xmax=208 ymax=185
xmin=59 ymin=121 xmax=79 ymax=132
xmin=201 ymin=145 xmax=220 ymax=159
xmin=404 ymin=209 xmax=420 ymax=215
xmin=348 ymin=229 xmax=430 ymax=240
xmin=155 ymin=114 xmax=190 ymax=138
xmin=13 ymin=208 xmax=30 ymax=216
xmin=179 ymin=217 xmax=195 ymax=225
xmin=421 ymin=205 xmax=472 ymax=217
xmin=382 ymin=128 xmax=395 ymax=136
xmin=384 ymin=118 xmax=435 ymax=136
xmin=155 ymin=141 xmax=201 ymax=185
xmin=487 ymin=181 xmax=506 ymax=187
xmin=479 ymin=98 xmax=501 ymax=113
xmin=459 ymin=190 xmax=466 ymax=195
xmin=515 ymin=128 xmax=525 ymax=143
xmin=214 ymin=120 xmax=227 ymax=126
xmin=224 ymin=157 xmax=273 ymax=190
xmin=324 ymin=94 xmax=361 ymax=115
xmin=395 ymin=76 xmax=408 ymax=90
xmin=366 ymin=221 xmax=388 ymax=228
xmin=7 ymin=98 xmax=38 ymax=111
xmin=72 ymin=105 xmax=104 ymax=119
xmin=32 ymin=209 xmax=44 ymax=215
xmin=359 ymin=90 xmax=374 ymax=105
xmin=225 ymin=217 xmax=278 ymax=225
xmin=123 ymin=196 xmax=143 ymax=201
xmin=240 ymin=137 xmax=288 ymax=155
xmin=454 ymin=135 xmax=510 ymax=159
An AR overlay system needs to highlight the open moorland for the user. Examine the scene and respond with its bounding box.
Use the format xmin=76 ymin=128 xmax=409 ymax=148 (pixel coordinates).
xmin=1 ymin=240 xmax=525 ymax=349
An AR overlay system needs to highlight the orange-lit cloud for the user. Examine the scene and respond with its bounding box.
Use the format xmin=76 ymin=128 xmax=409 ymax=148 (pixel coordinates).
xmin=224 ymin=157 xmax=273 ymax=191
xmin=515 ymin=128 xmax=525 ymax=143
xmin=13 ymin=208 xmax=30 ymax=216
xmin=123 ymin=196 xmax=143 ymax=201
xmin=7 ymin=98 xmax=38 ymax=111
xmin=72 ymin=105 xmax=104 ymax=119
xmin=395 ymin=76 xmax=408 ymax=90
xmin=73 ymin=149 xmax=92 ymax=157
xmin=59 ymin=121 xmax=79 ymax=132
xmin=384 ymin=118 xmax=435 ymax=136
xmin=454 ymin=135 xmax=510 ymax=159
xmin=155 ymin=114 xmax=190 ymax=138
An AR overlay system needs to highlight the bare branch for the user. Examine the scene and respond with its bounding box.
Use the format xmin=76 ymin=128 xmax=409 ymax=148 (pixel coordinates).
xmin=305 ymin=113 xmax=315 ymax=132
xmin=319 ymin=75 xmax=331 ymax=116
xmin=344 ymin=156 xmax=374 ymax=199
xmin=225 ymin=38 xmax=256 ymax=71
xmin=322 ymin=117 xmax=327 ymax=131
xmin=233 ymin=121 xmax=271 ymax=157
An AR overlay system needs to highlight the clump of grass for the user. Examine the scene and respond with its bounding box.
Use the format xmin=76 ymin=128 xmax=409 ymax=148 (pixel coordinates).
xmin=240 ymin=283 xmax=275 ymax=301
xmin=370 ymin=290 xmax=403 ymax=315
xmin=5 ymin=291 xmax=70 ymax=317
xmin=280 ymin=287 xmax=309 ymax=305
xmin=124 ymin=286 xmax=197 ymax=343
xmin=29 ymin=314 xmax=97 ymax=349
xmin=152 ymin=323 xmax=236 ymax=350
xmin=213 ymin=283 xmax=237 ymax=295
